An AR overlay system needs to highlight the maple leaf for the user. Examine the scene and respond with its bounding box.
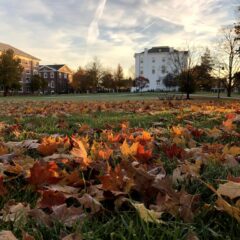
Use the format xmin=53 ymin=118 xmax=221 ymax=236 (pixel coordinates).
xmin=99 ymin=165 xmax=124 ymax=192
xmin=99 ymin=165 xmax=134 ymax=193
xmin=91 ymin=142 xmax=113 ymax=161
xmin=120 ymin=140 xmax=138 ymax=158
xmin=132 ymin=202 xmax=163 ymax=223
xmin=28 ymin=161 xmax=62 ymax=186
xmin=135 ymin=144 xmax=152 ymax=163
xmin=38 ymin=190 xmax=66 ymax=209
xmin=71 ymin=137 xmax=91 ymax=167
xmin=164 ymin=144 xmax=185 ymax=159
xmin=38 ymin=136 xmax=70 ymax=156
xmin=135 ymin=131 xmax=152 ymax=144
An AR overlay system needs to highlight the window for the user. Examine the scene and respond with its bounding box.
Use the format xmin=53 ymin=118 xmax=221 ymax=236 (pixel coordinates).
xmin=44 ymin=72 xmax=48 ymax=79
xmin=152 ymin=57 xmax=155 ymax=63
xmin=59 ymin=72 xmax=62 ymax=78
xmin=156 ymin=80 xmax=161 ymax=86
xmin=33 ymin=70 xmax=38 ymax=75
xmin=64 ymin=73 xmax=67 ymax=79
xmin=162 ymin=58 xmax=165 ymax=62
xmin=50 ymin=72 xmax=54 ymax=79
xmin=162 ymin=66 xmax=166 ymax=74
xmin=25 ymin=77 xmax=30 ymax=83
xmin=152 ymin=68 xmax=155 ymax=74
xmin=140 ymin=70 xmax=143 ymax=75
xmin=51 ymin=81 xmax=55 ymax=88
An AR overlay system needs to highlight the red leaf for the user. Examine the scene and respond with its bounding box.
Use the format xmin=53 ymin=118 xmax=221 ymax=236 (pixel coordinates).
xmin=38 ymin=190 xmax=66 ymax=209
xmin=164 ymin=144 xmax=185 ymax=159
xmin=136 ymin=144 xmax=152 ymax=163
xmin=0 ymin=176 xmax=7 ymax=196
xmin=28 ymin=161 xmax=62 ymax=186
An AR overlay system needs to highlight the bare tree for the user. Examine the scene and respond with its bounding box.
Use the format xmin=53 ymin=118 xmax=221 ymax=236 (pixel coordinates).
xmin=169 ymin=44 xmax=200 ymax=99
xmin=214 ymin=26 xmax=240 ymax=97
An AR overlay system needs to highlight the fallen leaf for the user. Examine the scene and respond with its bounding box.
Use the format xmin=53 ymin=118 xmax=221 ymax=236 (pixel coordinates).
xmin=217 ymin=181 xmax=240 ymax=200
xmin=132 ymin=202 xmax=163 ymax=223
xmin=0 ymin=231 xmax=17 ymax=240
xmin=38 ymin=190 xmax=66 ymax=209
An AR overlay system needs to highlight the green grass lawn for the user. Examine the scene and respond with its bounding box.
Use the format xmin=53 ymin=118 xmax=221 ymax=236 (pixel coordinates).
xmin=0 ymin=91 xmax=239 ymax=102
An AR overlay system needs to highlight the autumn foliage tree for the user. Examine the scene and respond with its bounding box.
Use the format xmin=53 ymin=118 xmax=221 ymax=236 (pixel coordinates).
xmin=113 ymin=64 xmax=124 ymax=92
xmin=0 ymin=49 xmax=23 ymax=96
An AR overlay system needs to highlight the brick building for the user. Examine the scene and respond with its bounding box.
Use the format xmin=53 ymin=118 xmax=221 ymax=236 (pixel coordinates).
xmin=39 ymin=65 xmax=73 ymax=94
xmin=0 ymin=42 xmax=41 ymax=93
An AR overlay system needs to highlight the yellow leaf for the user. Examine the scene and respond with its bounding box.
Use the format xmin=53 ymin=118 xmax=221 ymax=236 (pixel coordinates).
xmin=223 ymin=145 xmax=240 ymax=156
xmin=120 ymin=140 xmax=138 ymax=158
xmin=132 ymin=203 xmax=163 ymax=223
xmin=215 ymin=197 xmax=240 ymax=222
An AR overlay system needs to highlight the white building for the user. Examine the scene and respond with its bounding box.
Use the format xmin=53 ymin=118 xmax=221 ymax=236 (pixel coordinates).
xmin=133 ymin=46 xmax=189 ymax=91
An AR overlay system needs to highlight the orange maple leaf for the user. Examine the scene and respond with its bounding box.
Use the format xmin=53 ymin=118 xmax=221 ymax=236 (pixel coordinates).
xmin=28 ymin=161 xmax=62 ymax=186
xmin=99 ymin=165 xmax=133 ymax=192
xmin=136 ymin=144 xmax=152 ymax=163
xmin=38 ymin=136 xmax=70 ymax=156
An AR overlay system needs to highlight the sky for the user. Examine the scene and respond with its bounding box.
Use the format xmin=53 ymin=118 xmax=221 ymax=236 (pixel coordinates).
xmin=0 ymin=0 xmax=238 ymax=74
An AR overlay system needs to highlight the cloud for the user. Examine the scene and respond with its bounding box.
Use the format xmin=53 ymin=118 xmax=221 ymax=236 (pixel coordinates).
xmin=87 ymin=0 xmax=108 ymax=45
xmin=0 ymin=0 xmax=237 ymax=73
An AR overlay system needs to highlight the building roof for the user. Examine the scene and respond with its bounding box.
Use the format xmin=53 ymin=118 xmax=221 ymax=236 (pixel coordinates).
xmin=136 ymin=46 xmax=189 ymax=55
xmin=148 ymin=46 xmax=171 ymax=53
xmin=0 ymin=42 xmax=40 ymax=61
xmin=41 ymin=64 xmax=65 ymax=71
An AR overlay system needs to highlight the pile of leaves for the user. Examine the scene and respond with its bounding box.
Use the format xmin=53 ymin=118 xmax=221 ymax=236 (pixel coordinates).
xmin=0 ymin=100 xmax=239 ymax=239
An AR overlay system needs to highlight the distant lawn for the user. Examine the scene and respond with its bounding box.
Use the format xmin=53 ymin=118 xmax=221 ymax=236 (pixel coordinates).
xmin=0 ymin=91 xmax=239 ymax=102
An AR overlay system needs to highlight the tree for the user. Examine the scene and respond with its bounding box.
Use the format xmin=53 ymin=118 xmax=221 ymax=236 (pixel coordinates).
xmin=134 ymin=76 xmax=149 ymax=92
xmin=101 ymin=70 xmax=114 ymax=91
xmin=85 ymin=57 xmax=102 ymax=92
xmin=30 ymin=75 xmax=41 ymax=93
xmin=169 ymin=45 xmax=199 ymax=99
xmin=113 ymin=64 xmax=124 ymax=91
xmin=176 ymin=70 xmax=196 ymax=96
xmin=215 ymin=26 xmax=240 ymax=97
xmin=0 ymin=49 xmax=23 ymax=96
xmin=40 ymin=77 xmax=48 ymax=94
xmin=71 ymin=67 xmax=86 ymax=93
xmin=163 ymin=73 xmax=178 ymax=90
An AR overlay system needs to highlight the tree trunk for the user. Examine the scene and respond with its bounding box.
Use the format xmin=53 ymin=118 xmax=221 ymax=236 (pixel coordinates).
xmin=3 ymin=87 xmax=8 ymax=97
xmin=227 ymin=88 xmax=231 ymax=97
xmin=186 ymin=92 xmax=190 ymax=100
